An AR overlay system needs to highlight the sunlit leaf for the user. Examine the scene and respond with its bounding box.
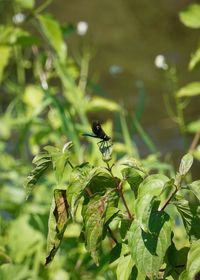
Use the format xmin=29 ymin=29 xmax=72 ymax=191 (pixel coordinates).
xmin=129 ymin=211 xmax=171 ymax=278
xmin=37 ymin=15 xmax=67 ymax=62
xmin=179 ymin=4 xmax=200 ymax=29
xmin=116 ymin=255 xmax=134 ymax=280
xmin=45 ymin=189 xmax=69 ymax=265
xmin=86 ymin=96 xmax=120 ymax=112
xmin=0 ymin=46 xmax=11 ymax=82
xmin=179 ymin=153 xmax=193 ymax=176
xmin=189 ymin=47 xmax=200 ymax=70
xmin=176 ymin=82 xmax=200 ymax=98
xmin=186 ymin=119 xmax=200 ymax=133
xmin=16 ymin=0 xmax=35 ymax=9
xmin=186 ymin=239 xmax=200 ymax=280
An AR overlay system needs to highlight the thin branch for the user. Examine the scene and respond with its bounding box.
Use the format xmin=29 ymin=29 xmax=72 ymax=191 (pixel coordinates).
xmin=189 ymin=131 xmax=200 ymax=152
xmin=116 ymin=180 xmax=133 ymax=220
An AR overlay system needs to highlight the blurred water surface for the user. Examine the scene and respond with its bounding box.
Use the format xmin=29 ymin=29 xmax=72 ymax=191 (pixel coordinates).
xmin=48 ymin=0 xmax=200 ymax=164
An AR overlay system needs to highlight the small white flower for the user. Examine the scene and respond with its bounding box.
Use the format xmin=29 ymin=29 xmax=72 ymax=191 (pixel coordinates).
xmin=77 ymin=21 xmax=88 ymax=36
xmin=154 ymin=54 xmax=168 ymax=70
xmin=12 ymin=13 xmax=26 ymax=24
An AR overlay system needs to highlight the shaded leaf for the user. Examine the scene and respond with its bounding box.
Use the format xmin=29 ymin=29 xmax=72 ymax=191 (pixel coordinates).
xmin=176 ymin=82 xmax=200 ymax=98
xmin=82 ymin=193 xmax=110 ymax=265
xmin=129 ymin=211 xmax=171 ymax=278
xmin=45 ymin=189 xmax=69 ymax=265
xmin=135 ymin=174 xmax=168 ymax=231
xmin=188 ymin=180 xmax=200 ymax=201
xmin=179 ymin=153 xmax=193 ymax=176
xmin=179 ymin=4 xmax=200 ymax=29
xmin=37 ymin=14 xmax=67 ymax=62
xmin=158 ymin=179 xmax=175 ymax=211
xmin=122 ymin=167 xmax=144 ymax=196
xmin=175 ymin=200 xmax=200 ymax=241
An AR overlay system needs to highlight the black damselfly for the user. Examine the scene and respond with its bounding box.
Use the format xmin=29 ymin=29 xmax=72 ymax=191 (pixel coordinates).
xmin=82 ymin=120 xmax=112 ymax=155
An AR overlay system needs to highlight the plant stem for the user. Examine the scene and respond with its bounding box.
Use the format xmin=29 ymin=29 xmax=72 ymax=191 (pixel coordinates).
xmin=189 ymin=131 xmax=200 ymax=152
xmin=116 ymin=180 xmax=133 ymax=220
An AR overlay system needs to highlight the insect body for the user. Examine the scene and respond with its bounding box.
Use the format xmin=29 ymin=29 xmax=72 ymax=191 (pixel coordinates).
xmin=83 ymin=120 xmax=111 ymax=142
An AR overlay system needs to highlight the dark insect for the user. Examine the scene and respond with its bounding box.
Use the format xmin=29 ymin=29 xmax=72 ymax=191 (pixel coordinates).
xmin=82 ymin=120 xmax=111 ymax=142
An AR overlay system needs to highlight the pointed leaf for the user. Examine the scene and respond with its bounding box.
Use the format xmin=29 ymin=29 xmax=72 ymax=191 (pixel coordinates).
xmin=158 ymin=179 xmax=175 ymax=211
xmin=189 ymin=47 xmax=200 ymax=70
xmin=83 ymin=193 xmax=109 ymax=265
xmin=129 ymin=211 xmax=171 ymax=278
xmin=25 ymin=151 xmax=51 ymax=198
xmin=176 ymin=82 xmax=200 ymax=98
xmin=188 ymin=180 xmax=200 ymax=201
xmin=179 ymin=153 xmax=193 ymax=176
xmin=186 ymin=239 xmax=200 ymax=280
xmin=45 ymin=189 xmax=69 ymax=265
xmin=179 ymin=4 xmax=200 ymax=29
xmin=37 ymin=14 xmax=67 ymax=62
xmin=175 ymin=200 xmax=200 ymax=241
xmin=116 ymin=255 xmax=134 ymax=280
xmin=122 ymin=167 xmax=144 ymax=196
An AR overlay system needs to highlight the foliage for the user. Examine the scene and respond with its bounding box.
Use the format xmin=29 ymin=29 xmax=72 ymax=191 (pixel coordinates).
xmin=0 ymin=0 xmax=199 ymax=280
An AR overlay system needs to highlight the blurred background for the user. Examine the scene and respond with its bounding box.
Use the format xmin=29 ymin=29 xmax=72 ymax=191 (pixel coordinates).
xmin=48 ymin=0 xmax=199 ymax=153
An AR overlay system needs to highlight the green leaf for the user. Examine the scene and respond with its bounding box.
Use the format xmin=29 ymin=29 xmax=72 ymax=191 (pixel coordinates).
xmin=45 ymin=189 xmax=69 ymax=265
xmin=121 ymin=167 xmax=144 ymax=196
xmin=129 ymin=212 xmax=171 ymax=278
xmin=24 ymin=150 xmax=51 ymax=199
xmin=86 ymin=96 xmax=120 ymax=112
xmin=116 ymin=255 xmax=134 ymax=280
xmin=179 ymin=4 xmax=200 ymax=28
xmin=158 ymin=179 xmax=175 ymax=211
xmin=138 ymin=174 xmax=169 ymax=197
xmin=179 ymin=153 xmax=193 ymax=176
xmin=44 ymin=142 xmax=72 ymax=184
xmin=37 ymin=14 xmax=67 ymax=62
xmin=121 ymin=158 xmax=147 ymax=174
xmin=186 ymin=239 xmax=200 ymax=280
xmin=188 ymin=180 xmax=200 ymax=201
xmin=0 ymin=46 xmax=11 ymax=82
xmin=186 ymin=119 xmax=200 ymax=133
xmin=135 ymin=174 xmax=168 ymax=231
xmin=67 ymin=163 xmax=102 ymax=218
xmin=175 ymin=200 xmax=200 ymax=241
xmin=0 ymin=264 xmax=32 ymax=280
xmin=82 ymin=193 xmax=109 ymax=265
xmin=176 ymin=82 xmax=200 ymax=98
xmin=189 ymin=47 xmax=200 ymax=70
xmin=16 ymin=0 xmax=35 ymax=9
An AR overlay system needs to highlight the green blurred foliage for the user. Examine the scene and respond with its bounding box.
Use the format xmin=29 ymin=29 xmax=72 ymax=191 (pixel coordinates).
xmin=0 ymin=1 xmax=199 ymax=279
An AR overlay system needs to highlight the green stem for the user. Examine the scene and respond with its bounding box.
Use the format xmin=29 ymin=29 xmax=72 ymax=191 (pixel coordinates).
xmin=116 ymin=180 xmax=133 ymax=220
